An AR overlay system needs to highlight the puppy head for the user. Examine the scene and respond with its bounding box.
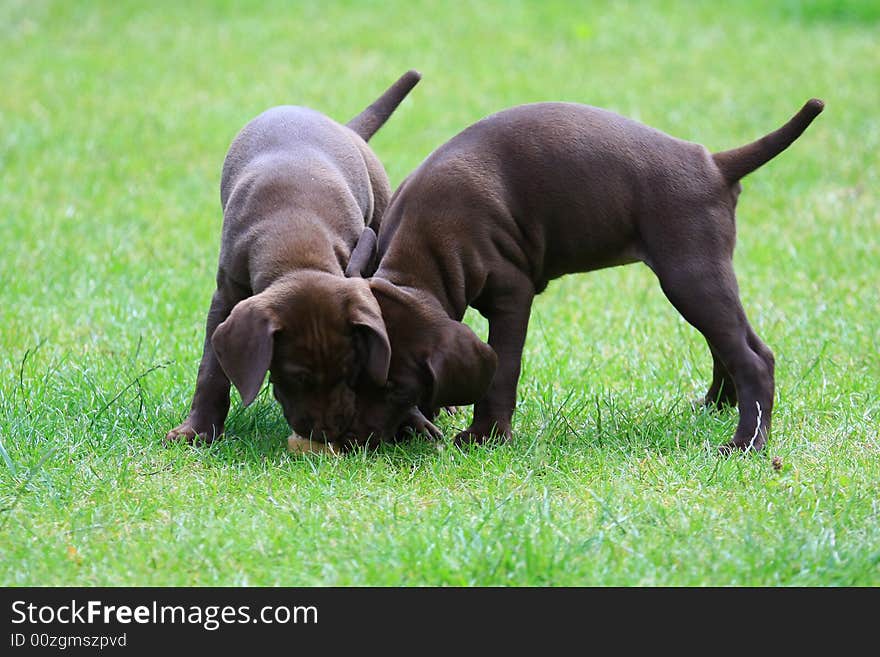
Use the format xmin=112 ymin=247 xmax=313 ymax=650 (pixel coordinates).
xmin=347 ymin=278 xmax=497 ymax=441
xmin=211 ymin=272 xmax=390 ymax=442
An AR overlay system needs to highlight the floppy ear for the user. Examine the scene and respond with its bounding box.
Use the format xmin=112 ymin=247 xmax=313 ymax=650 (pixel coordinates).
xmin=348 ymin=284 xmax=391 ymax=386
xmin=345 ymin=227 xmax=378 ymax=278
xmin=211 ymin=296 xmax=280 ymax=406
xmin=426 ymin=320 xmax=497 ymax=409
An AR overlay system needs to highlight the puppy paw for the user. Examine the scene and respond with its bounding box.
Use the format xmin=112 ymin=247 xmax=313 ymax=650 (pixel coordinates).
xmin=398 ymin=408 xmax=443 ymax=441
xmin=164 ymin=420 xmax=222 ymax=445
xmin=453 ymin=423 xmax=511 ymax=447
xmin=718 ymin=436 xmax=766 ymax=456
xmin=406 ymin=409 xmax=443 ymax=440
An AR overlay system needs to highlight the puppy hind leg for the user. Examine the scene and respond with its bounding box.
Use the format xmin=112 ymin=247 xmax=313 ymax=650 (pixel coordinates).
xmin=654 ymin=262 xmax=774 ymax=452
xmin=747 ymin=326 xmax=776 ymax=381
xmin=702 ymin=341 xmax=738 ymax=409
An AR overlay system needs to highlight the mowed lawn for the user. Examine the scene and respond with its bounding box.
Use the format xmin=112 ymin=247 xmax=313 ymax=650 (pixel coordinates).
xmin=1 ymin=0 xmax=877 ymax=586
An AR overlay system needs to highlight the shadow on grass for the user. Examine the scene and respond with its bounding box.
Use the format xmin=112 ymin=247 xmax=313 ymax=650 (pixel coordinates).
xmin=159 ymin=382 xmax=748 ymax=472
xmin=180 ymin=386 xmax=439 ymax=468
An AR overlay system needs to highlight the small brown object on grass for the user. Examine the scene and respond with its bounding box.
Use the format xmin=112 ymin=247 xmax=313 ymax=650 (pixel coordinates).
xmin=771 ymin=455 xmax=783 ymax=471
xmin=287 ymin=434 xmax=340 ymax=456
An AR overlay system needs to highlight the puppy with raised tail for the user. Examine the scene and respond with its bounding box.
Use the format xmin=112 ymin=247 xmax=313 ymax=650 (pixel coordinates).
xmin=343 ymin=97 xmax=824 ymax=453
xmin=166 ymin=70 xmax=434 ymax=451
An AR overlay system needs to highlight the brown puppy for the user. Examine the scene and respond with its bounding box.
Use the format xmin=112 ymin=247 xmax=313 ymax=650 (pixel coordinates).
xmin=165 ymin=70 xmax=427 ymax=448
xmin=345 ymin=98 xmax=824 ymax=452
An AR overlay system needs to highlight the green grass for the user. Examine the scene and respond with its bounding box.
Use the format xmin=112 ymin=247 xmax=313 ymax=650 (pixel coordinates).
xmin=1 ymin=0 xmax=878 ymax=586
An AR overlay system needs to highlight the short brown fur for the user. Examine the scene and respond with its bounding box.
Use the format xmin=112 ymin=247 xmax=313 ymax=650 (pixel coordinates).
xmin=165 ymin=70 xmax=425 ymax=448
xmin=342 ymin=99 xmax=824 ymax=452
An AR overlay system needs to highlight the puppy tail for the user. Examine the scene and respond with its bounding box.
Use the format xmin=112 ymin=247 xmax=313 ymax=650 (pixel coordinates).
xmin=346 ymin=69 xmax=421 ymax=141
xmin=712 ymin=98 xmax=824 ymax=183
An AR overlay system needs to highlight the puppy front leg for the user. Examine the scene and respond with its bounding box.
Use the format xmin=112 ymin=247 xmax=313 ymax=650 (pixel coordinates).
xmin=166 ymin=288 xmax=240 ymax=444
xmin=455 ymin=290 xmax=534 ymax=445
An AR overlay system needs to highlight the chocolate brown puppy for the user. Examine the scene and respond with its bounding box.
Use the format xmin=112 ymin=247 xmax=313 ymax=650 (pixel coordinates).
xmin=347 ymin=98 xmax=824 ymax=452
xmin=165 ymin=70 xmax=428 ymax=447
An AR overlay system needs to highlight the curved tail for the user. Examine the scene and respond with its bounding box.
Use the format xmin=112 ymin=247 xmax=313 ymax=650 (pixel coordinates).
xmin=712 ymin=98 xmax=824 ymax=183
xmin=347 ymin=69 xmax=421 ymax=141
